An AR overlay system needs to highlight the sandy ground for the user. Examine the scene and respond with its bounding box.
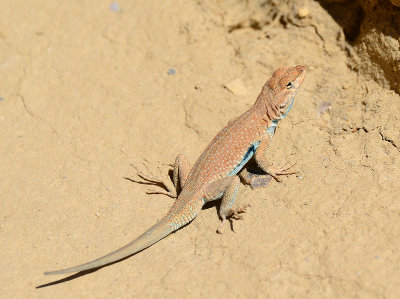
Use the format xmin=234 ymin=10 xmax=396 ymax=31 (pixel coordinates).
xmin=1 ymin=0 xmax=399 ymax=297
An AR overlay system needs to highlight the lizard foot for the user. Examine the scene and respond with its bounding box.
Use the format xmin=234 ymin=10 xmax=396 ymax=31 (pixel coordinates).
xmin=217 ymin=204 xmax=251 ymax=234
xmin=130 ymin=159 xmax=177 ymax=198
xmin=267 ymin=162 xmax=297 ymax=182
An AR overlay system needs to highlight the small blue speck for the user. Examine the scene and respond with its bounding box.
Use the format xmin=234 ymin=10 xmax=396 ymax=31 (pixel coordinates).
xmin=374 ymin=255 xmax=379 ymax=259
xmin=167 ymin=68 xmax=176 ymax=75
xmin=110 ymin=2 xmax=120 ymax=12
xmin=0 ymin=97 xmax=4 ymax=101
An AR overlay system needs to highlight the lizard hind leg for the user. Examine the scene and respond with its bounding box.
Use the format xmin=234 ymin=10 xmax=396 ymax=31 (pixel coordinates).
xmin=217 ymin=203 xmax=251 ymax=234
xmin=203 ymin=176 xmax=250 ymax=234
xmin=130 ymin=154 xmax=191 ymax=198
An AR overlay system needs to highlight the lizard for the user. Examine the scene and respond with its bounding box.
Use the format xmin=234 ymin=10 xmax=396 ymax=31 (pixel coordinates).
xmin=44 ymin=65 xmax=306 ymax=275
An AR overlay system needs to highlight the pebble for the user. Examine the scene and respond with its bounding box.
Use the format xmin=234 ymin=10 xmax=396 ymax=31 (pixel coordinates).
xmin=167 ymin=68 xmax=176 ymax=75
xmin=297 ymin=8 xmax=310 ymax=18
xmin=110 ymin=2 xmax=120 ymax=12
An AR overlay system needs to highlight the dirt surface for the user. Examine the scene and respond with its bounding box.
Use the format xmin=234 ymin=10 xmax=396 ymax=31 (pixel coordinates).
xmin=1 ymin=0 xmax=399 ymax=297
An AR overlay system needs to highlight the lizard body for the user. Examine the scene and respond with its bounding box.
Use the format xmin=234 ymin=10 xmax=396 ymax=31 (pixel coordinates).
xmin=45 ymin=65 xmax=306 ymax=275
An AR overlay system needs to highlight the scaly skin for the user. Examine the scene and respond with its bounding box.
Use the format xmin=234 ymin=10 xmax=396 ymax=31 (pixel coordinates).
xmin=44 ymin=65 xmax=306 ymax=275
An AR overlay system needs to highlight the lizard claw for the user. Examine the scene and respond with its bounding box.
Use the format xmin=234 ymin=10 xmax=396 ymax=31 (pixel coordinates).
xmin=267 ymin=161 xmax=298 ymax=182
xmin=230 ymin=204 xmax=250 ymax=219
xmin=276 ymin=161 xmax=297 ymax=174
xmin=216 ymin=218 xmax=227 ymax=234
xmin=217 ymin=204 xmax=251 ymax=234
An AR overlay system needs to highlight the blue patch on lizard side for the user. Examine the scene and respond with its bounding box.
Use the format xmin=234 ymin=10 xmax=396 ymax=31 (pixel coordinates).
xmin=281 ymin=97 xmax=295 ymax=118
xmin=227 ymin=97 xmax=295 ymax=177
xmin=228 ymin=141 xmax=261 ymax=176
xmin=266 ymin=119 xmax=278 ymax=135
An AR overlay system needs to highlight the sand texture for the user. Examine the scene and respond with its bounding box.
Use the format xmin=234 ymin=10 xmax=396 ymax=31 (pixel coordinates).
xmin=1 ymin=0 xmax=399 ymax=297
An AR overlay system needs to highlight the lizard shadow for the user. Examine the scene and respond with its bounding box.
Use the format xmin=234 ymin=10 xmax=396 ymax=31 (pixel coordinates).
xmin=37 ymin=254 xmax=143 ymax=288
xmin=36 ymin=269 xmax=99 ymax=288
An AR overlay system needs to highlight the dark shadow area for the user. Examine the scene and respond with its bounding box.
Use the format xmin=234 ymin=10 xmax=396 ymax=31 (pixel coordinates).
xmin=37 ymin=269 xmax=100 ymax=288
xmin=316 ymin=0 xmax=364 ymax=42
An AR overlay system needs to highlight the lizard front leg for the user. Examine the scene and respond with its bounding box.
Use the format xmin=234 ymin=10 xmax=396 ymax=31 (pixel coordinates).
xmin=131 ymin=154 xmax=191 ymax=198
xmin=253 ymin=135 xmax=297 ymax=183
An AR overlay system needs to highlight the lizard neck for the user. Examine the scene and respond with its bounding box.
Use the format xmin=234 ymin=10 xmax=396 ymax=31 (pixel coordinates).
xmin=251 ymin=88 xmax=280 ymax=128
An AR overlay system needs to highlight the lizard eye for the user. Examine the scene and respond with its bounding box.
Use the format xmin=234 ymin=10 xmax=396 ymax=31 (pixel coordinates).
xmin=286 ymin=82 xmax=293 ymax=89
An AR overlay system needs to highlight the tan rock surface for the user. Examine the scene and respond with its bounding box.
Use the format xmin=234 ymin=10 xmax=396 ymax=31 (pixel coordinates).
xmin=1 ymin=0 xmax=399 ymax=297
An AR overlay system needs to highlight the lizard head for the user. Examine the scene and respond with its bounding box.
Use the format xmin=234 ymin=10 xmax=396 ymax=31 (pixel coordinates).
xmin=262 ymin=65 xmax=306 ymax=121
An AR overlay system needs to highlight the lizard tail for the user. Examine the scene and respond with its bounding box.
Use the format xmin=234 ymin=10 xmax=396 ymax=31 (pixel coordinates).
xmin=44 ymin=215 xmax=177 ymax=275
